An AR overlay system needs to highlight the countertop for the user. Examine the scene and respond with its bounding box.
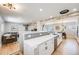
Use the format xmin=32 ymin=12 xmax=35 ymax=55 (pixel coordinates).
xmin=24 ymin=34 xmax=58 ymax=48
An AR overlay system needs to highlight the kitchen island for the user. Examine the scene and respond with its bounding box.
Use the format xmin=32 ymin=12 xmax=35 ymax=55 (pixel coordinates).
xmin=23 ymin=32 xmax=62 ymax=55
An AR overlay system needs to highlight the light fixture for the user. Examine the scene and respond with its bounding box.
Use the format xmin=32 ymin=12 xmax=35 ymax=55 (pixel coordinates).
xmin=60 ymin=9 xmax=69 ymax=14
xmin=72 ymin=8 xmax=77 ymax=11
xmin=1 ymin=3 xmax=15 ymax=10
xmin=49 ymin=16 xmax=53 ymax=18
xmin=40 ymin=8 xmax=43 ymax=11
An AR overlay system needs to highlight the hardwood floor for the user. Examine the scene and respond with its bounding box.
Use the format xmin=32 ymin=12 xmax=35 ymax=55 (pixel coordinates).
xmin=0 ymin=42 xmax=21 ymax=55
xmin=53 ymin=38 xmax=79 ymax=55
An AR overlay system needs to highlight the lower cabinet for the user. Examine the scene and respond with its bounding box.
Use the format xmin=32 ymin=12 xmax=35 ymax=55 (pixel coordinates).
xmin=57 ymin=37 xmax=62 ymax=46
xmin=35 ymin=39 xmax=54 ymax=55
xmin=24 ymin=38 xmax=54 ymax=55
xmin=24 ymin=35 xmax=62 ymax=55
xmin=57 ymin=34 xmax=62 ymax=46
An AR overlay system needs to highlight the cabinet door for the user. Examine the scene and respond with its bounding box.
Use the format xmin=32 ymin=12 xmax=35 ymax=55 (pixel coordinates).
xmin=34 ymin=47 xmax=39 ymax=55
xmin=57 ymin=34 xmax=62 ymax=46
xmin=38 ymin=39 xmax=54 ymax=55
xmin=47 ymin=39 xmax=54 ymax=54
xmin=38 ymin=42 xmax=47 ymax=55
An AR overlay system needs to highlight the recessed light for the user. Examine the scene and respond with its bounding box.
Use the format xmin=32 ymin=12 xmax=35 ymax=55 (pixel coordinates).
xmin=40 ymin=8 xmax=43 ymax=11
xmin=73 ymin=8 xmax=77 ymax=11
xmin=49 ymin=16 xmax=53 ymax=18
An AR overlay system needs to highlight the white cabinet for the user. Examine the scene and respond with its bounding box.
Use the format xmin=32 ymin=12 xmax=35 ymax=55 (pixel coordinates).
xmin=24 ymin=38 xmax=54 ymax=55
xmin=57 ymin=34 xmax=62 ymax=46
xmin=23 ymin=34 xmax=62 ymax=55
xmin=24 ymin=43 xmax=35 ymax=55
xmin=23 ymin=35 xmax=55 ymax=55
xmin=38 ymin=42 xmax=47 ymax=55
xmin=38 ymin=39 xmax=54 ymax=55
xmin=57 ymin=38 xmax=62 ymax=46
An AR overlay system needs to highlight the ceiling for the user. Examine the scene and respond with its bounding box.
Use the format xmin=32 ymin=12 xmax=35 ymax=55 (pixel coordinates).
xmin=0 ymin=3 xmax=79 ymax=23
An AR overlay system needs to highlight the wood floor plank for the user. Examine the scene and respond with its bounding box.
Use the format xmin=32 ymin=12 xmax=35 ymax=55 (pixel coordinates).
xmin=53 ymin=39 xmax=79 ymax=55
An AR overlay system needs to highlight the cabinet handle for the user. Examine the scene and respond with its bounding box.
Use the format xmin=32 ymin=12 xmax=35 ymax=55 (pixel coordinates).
xmin=45 ymin=42 xmax=47 ymax=45
xmin=45 ymin=46 xmax=48 ymax=50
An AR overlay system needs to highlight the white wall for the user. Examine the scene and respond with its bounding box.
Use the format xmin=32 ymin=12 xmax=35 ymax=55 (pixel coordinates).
xmin=4 ymin=22 xmax=26 ymax=51
xmin=37 ymin=21 xmax=43 ymax=31
xmin=61 ymin=17 xmax=78 ymax=36
xmin=0 ymin=16 xmax=5 ymax=47
xmin=44 ymin=16 xmax=79 ymax=34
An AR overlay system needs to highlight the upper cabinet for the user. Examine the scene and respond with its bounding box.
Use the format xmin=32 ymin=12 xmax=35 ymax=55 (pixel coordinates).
xmin=4 ymin=22 xmax=25 ymax=32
